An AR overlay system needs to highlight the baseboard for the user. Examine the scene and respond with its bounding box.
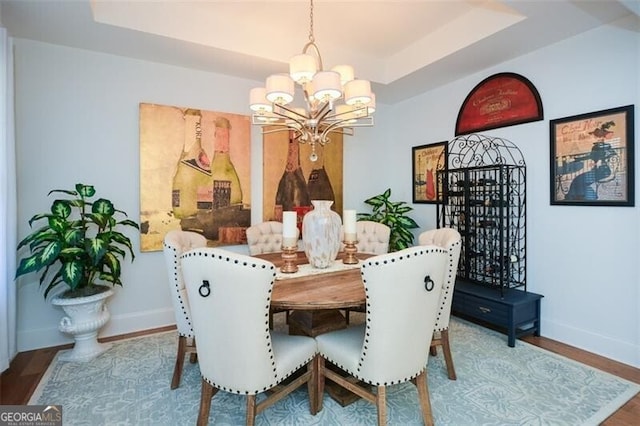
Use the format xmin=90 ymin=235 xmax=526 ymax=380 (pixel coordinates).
xmin=541 ymin=318 xmax=640 ymax=368
xmin=17 ymin=307 xmax=175 ymax=352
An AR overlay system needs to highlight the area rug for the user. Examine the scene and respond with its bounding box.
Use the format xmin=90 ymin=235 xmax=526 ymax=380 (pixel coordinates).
xmin=29 ymin=317 xmax=639 ymax=425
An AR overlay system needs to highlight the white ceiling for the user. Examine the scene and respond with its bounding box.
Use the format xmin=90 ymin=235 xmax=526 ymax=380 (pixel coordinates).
xmin=1 ymin=0 xmax=638 ymax=104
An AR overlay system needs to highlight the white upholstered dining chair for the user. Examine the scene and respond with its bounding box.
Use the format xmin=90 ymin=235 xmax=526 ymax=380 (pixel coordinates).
xmin=162 ymin=229 xmax=207 ymax=389
xmin=315 ymin=245 xmax=448 ymax=426
xmin=180 ymin=247 xmax=319 ymax=426
xmin=246 ymin=220 xmax=299 ymax=328
xmin=342 ymin=220 xmax=391 ymax=323
xmin=340 ymin=220 xmax=391 ymax=254
xmin=246 ymin=221 xmax=289 ymax=255
xmin=418 ymin=227 xmax=462 ymax=380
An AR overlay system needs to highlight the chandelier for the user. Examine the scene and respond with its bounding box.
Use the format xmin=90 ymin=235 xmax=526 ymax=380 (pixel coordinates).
xmin=249 ymin=0 xmax=375 ymax=161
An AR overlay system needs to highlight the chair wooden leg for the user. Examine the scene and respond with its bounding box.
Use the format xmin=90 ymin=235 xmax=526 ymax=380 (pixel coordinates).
xmin=441 ymin=329 xmax=457 ymax=380
xmin=415 ymin=371 xmax=434 ymax=426
xmin=345 ymin=309 xmax=350 ymax=325
xmin=197 ymin=379 xmax=215 ymax=426
xmin=307 ymin=355 xmax=319 ymax=414
xmin=317 ymin=357 xmax=326 ymax=412
xmin=171 ymin=335 xmax=186 ymax=389
xmin=375 ymin=385 xmax=387 ymax=426
xmin=429 ymin=343 xmax=437 ymax=356
xmin=189 ymin=337 xmax=198 ymax=363
xmin=246 ymin=394 xmax=257 ymax=426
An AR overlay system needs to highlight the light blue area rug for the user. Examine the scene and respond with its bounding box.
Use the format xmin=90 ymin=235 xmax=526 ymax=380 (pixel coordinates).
xmin=30 ymin=318 xmax=639 ymax=425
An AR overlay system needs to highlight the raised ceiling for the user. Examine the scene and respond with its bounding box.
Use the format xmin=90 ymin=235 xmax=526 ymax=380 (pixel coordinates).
xmin=1 ymin=0 xmax=638 ymax=103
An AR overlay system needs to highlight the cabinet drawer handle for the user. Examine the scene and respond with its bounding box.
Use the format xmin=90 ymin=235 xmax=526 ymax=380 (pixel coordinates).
xmin=478 ymin=306 xmax=491 ymax=314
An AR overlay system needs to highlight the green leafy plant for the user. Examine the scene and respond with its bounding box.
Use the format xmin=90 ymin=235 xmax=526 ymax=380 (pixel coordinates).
xmin=358 ymin=188 xmax=420 ymax=251
xmin=16 ymin=183 xmax=139 ymax=299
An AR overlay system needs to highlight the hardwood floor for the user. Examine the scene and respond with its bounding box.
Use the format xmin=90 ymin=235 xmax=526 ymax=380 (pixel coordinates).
xmin=1 ymin=324 xmax=638 ymax=425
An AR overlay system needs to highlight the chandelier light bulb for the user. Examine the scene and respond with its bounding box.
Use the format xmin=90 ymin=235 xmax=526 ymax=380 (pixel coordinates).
xmin=249 ymin=87 xmax=273 ymax=113
xmin=312 ymin=71 xmax=342 ymax=101
xmin=290 ymin=53 xmax=317 ymax=84
xmin=344 ymin=79 xmax=372 ymax=105
xmin=266 ymin=74 xmax=295 ymax=105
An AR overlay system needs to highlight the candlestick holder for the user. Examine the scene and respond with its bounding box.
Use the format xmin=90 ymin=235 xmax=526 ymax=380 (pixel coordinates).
xmin=280 ymin=245 xmax=299 ymax=273
xmin=342 ymin=240 xmax=359 ymax=264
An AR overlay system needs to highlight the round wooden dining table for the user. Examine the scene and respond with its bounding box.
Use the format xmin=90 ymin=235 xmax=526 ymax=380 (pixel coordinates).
xmin=253 ymin=251 xmax=373 ymax=337
xmin=254 ymin=251 xmax=372 ymax=310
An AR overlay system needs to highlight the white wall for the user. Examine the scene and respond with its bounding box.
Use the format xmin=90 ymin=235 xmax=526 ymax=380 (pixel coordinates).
xmin=390 ymin=21 xmax=639 ymax=367
xmin=12 ymin=20 xmax=640 ymax=367
xmin=12 ymin=38 xmax=389 ymax=351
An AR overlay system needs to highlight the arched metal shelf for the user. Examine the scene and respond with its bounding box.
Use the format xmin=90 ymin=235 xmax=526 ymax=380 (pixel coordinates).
xmin=436 ymin=134 xmax=526 ymax=294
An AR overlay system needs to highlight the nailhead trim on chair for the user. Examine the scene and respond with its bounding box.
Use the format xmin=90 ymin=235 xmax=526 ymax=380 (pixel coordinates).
xmin=182 ymin=249 xmax=317 ymax=395
xmin=330 ymin=246 xmax=446 ymax=386
xmin=433 ymin=239 xmax=461 ymax=332
xmin=322 ymin=351 xmax=425 ymax=387
xmin=163 ymin=241 xmax=196 ymax=339
xmin=201 ymin=352 xmax=316 ymax=395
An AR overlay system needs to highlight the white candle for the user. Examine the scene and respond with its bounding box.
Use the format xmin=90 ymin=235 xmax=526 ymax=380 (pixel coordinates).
xmin=282 ymin=211 xmax=298 ymax=248
xmin=343 ymin=209 xmax=357 ymax=242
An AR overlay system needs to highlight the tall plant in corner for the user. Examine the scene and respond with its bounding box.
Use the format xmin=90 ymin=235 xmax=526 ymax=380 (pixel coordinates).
xmin=358 ymin=188 xmax=419 ymax=251
xmin=16 ymin=183 xmax=139 ymax=299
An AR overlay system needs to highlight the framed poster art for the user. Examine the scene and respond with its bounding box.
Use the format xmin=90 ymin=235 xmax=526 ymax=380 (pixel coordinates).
xmin=455 ymin=72 xmax=543 ymax=136
xmin=139 ymin=103 xmax=252 ymax=251
xmin=262 ymin=129 xmax=343 ymax=231
xmin=550 ymin=105 xmax=634 ymax=206
xmin=412 ymin=142 xmax=447 ymax=204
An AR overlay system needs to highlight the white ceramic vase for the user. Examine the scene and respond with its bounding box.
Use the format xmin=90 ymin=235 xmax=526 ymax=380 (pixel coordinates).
xmin=51 ymin=288 xmax=114 ymax=362
xmin=302 ymin=200 xmax=342 ymax=268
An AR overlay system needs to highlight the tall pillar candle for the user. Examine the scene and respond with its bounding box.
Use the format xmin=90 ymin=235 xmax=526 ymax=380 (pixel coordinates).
xmin=282 ymin=211 xmax=298 ymax=248
xmin=343 ymin=209 xmax=357 ymax=242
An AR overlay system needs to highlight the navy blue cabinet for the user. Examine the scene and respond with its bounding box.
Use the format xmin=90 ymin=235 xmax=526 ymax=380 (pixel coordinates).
xmin=452 ymin=280 xmax=543 ymax=347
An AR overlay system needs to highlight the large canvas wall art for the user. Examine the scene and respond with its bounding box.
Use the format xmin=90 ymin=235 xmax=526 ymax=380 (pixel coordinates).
xmin=139 ymin=103 xmax=251 ymax=251
xmin=262 ymin=130 xmax=343 ymax=230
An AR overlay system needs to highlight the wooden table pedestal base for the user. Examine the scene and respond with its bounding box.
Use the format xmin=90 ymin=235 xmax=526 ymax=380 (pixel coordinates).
xmin=287 ymin=309 xmax=367 ymax=406
xmin=288 ymin=309 xmax=347 ymax=337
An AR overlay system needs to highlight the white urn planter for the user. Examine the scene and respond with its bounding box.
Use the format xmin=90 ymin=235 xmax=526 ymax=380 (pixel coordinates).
xmin=302 ymin=200 xmax=342 ymax=268
xmin=51 ymin=288 xmax=114 ymax=362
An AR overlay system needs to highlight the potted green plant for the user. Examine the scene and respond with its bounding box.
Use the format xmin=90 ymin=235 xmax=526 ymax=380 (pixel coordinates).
xmin=358 ymin=188 xmax=420 ymax=251
xmin=16 ymin=183 xmax=139 ymax=361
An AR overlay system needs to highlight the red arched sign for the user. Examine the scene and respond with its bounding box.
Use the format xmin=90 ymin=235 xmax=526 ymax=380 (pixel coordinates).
xmin=455 ymin=72 xmax=543 ymax=136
